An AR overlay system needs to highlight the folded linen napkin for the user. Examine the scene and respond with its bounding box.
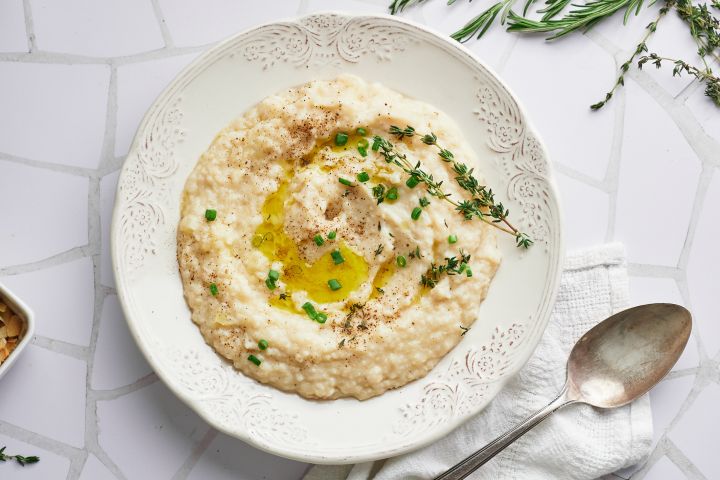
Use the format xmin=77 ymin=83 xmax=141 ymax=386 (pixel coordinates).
xmin=304 ymin=243 xmax=653 ymax=480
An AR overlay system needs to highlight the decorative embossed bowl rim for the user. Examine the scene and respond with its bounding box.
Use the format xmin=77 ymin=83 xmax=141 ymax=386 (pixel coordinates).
xmin=111 ymin=12 xmax=563 ymax=464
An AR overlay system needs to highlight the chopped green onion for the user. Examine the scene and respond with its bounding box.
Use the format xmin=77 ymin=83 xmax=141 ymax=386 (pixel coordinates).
xmin=397 ymin=255 xmax=407 ymax=267
xmin=205 ymin=209 xmax=217 ymax=221
xmin=458 ymin=263 xmax=467 ymax=274
xmin=328 ymin=279 xmax=342 ymax=291
xmin=258 ymin=339 xmax=268 ymax=350
xmin=386 ymin=187 xmax=398 ymax=200
xmin=209 ymin=283 xmax=218 ymax=296
xmin=356 ymin=127 xmax=367 ymax=136
xmin=358 ymin=146 xmax=368 ymax=157
xmin=335 ymin=132 xmax=349 ymax=146
xmin=313 ymin=234 xmax=325 ymax=246
xmin=406 ymin=176 xmax=420 ymax=188
xmin=339 ymin=177 xmax=354 ymax=187
xmin=357 ymin=172 xmax=370 ymax=183
xmin=327 ymin=231 xmax=337 ymax=240
xmin=371 ymin=137 xmax=382 ymax=151
xmin=466 ymin=266 xmax=473 ymax=278
xmin=315 ymin=312 xmax=328 ymax=324
xmin=248 ymin=354 xmax=261 ymax=366
xmin=268 ymin=269 xmax=280 ymax=281
xmin=448 ymin=234 xmax=458 ymax=244
xmin=302 ymin=301 xmax=317 ymax=318
xmin=411 ymin=207 xmax=422 ymax=220
xmin=265 ymin=278 xmax=277 ymax=290
xmin=357 ymin=138 xmax=369 ymax=149
xmin=331 ymin=249 xmax=345 ymax=265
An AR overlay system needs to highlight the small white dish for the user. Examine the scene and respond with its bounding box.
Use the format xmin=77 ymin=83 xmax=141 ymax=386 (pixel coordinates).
xmin=0 ymin=282 xmax=35 ymax=381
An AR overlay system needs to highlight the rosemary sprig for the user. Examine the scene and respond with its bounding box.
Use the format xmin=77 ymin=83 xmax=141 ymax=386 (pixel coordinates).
xmin=390 ymin=0 xmax=720 ymax=109
xmin=0 ymin=446 xmax=40 ymax=467
xmin=378 ymin=126 xmax=533 ymax=248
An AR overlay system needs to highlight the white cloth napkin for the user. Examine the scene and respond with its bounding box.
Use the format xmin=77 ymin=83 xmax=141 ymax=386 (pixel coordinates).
xmin=303 ymin=243 xmax=653 ymax=480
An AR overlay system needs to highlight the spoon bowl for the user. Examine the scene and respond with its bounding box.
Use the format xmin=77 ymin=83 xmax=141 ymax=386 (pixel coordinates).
xmin=566 ymin=303 xmax=692 ymax=408
xmin=436 ymin=303 xmax=692 ymax=480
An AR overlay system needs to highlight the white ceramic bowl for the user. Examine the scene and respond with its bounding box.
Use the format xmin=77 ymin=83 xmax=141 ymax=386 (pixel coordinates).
xmin=0 ymin=283 xmax=35 ymax=381
xmin=112 ymin=12 xmax=563 ymax=464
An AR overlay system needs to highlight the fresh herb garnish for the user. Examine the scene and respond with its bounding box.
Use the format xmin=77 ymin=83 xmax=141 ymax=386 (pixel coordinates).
xmin=411 ymin=206 xmax=422 ymax=220
xmin=375 ymin=128 xmax=532 ymax=248
xmin=372 ymin=184 xmax=386 ymax=205
xmin=0 ymin=446 xmax=39 ymax=467
xmin=335 ymin=132 xmax=349 ymax=146
xmin=248 ymin=354 xmax=262 ymax=366
xmin=204 ymin=209 xmax=217 ymax=221
xmin=460 ymin=325 xmax=470 ymax=336
xmin=357 ymin=171 xmax=370 ymax=183
xmin=357 ymin=127 xmax=368 ymax=136
xmin=391 ymin=0 xmax=720 ymax=109
xmin=376 ymin=286 xmax=385 ymax=295
xmin=339 ymin=177 xmax=355 ymax=187
xmin=448 ymin=234 xmax=458 ymax=244
xmin=374 ymin=244 xmax=384 ymax=257
xmin=265 ymin=270 xmax=279 ymax=291
xmin=331 ymin=249 xmax=345 ymax=265
xmin=386 ymin=186 xmax=399 ymax=200
xmin=419 ymin=197 xmax=430 ymax=207
xmin=302 ymin=302 xmax=327 ymax=323
xmin=327 ymin=231 xmax=337 ymax=240
xmin=338 ymin=338 xmax=346 ymax=348
xmin=313 ymin=234 xmax=325 ymax=246
xmin=209 ymin=283 xmax=219 ymax=296
xmin=409 ymin=246 xmax=422 ymax=259
xmin=397 ymin=255 xmax=407 ymax=267
xmin=258 ymin=339 xmax=269 ymax=350
xmin=328 ymin=279 xmax=342 ymax=291
xmin=421 ymin=250 xmax=472 ymax=288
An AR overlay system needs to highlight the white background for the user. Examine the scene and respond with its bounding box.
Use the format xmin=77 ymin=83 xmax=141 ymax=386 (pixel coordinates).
xmin=0 ymin=0 xmax=718 ymax=479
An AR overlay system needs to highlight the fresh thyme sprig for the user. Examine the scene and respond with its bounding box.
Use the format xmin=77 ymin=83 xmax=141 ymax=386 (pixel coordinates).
xmin=421 ymin=250 xmax=472 ymax=288
xmin=0 ymin=446 xmax=40 ymax=467
xmin=390 ymin=0 xmax=720 ymax=109
xmin=378 ymin=126 xmax=533 ymax=248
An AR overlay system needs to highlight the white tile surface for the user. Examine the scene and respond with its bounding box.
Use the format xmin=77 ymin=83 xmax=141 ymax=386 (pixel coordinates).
xmin=30 ymin=0 xmax=164 ymax=57
xmin=114 ymin=53 xmax=198 ymax=156
xmin=555 ymin=173 xmax=609 ymax=250
xmin=97 ymin=382 xmax=210 ymax=480
xmin=0 ymin=433 xmax=71 ymax=479
xmin=686 ymin=169 xmax=720 ymax=356
xmin=0 ymin=4 xmax=718 ymax=479
xmin=187 ymin=432 xmax=308 ymax=480
xmin=1 ymin=256 xmax=95 ymax=345
xmin=669 ymin=383 xmax=720 ymax=478
xmin=100 ymin=170 xmax=120 ymax=288
xmin=78 ymin=454 xmax=116 ymax=480
xmin=157 ymin=0 xmax=302 ymax=47
xmin=0 ymin=161 xmax=88 ymax=266
xmin=92 ymin=295 xmax=151 ymax=390
xmin=0 ymin=344 xmax=86 ymax=448
xmin=0 ymin=0 xmax=28 ymax=52
xmin=0 ymin=62 xmax=109 ymax=167
xmin=502 ymin=34 xmax=616 ymax=180
xmin=643 ymin=456 xmax=686 ymax=479
xmin=614 ymin=80 xmax=700 ymax=266
xmin=649 ymin=375 xmax=694 ymax=447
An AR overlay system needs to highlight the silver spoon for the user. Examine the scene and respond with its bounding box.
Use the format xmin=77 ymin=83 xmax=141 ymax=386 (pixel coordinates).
xmin=436 ymin=303 xmax=692 ymax=480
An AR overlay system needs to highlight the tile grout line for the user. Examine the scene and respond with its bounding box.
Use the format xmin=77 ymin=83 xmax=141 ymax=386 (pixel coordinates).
xmin=21 ymin=0 xmax=36 ymax=53
xmin=0 ymin=154 xmax=94 ymax=177
xmin=170 ymin=428 xmax=218 ymax=480
xmin=0 ymin=420 xmax=85 ymax=466
xmin=150 ymin=0 xmax=175 ymax=49
xmin=0 ymin=245 xmax=97 ymax=276
xmin=602 ymin=56 xmax=627 ymax=243
xmin=664 ymin=438 xmax=710 ymax=479
xmin=31 ymin=335 xmax=89 ymax=362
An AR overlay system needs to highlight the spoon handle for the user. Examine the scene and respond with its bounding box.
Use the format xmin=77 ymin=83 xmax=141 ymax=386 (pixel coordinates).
xmin=434 ymin=388 xmax=575 ymax=480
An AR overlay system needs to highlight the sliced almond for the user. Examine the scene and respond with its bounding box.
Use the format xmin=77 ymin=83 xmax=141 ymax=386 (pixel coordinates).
xmin=0 ymin=337 xmax=5 ymax=350
xmin=5 ymin=315 xmax=21 ymax=337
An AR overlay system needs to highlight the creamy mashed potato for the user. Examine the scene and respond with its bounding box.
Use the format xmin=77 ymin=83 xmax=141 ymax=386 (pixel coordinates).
xmin=177 ymin=75 xmax=500 ymax=400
